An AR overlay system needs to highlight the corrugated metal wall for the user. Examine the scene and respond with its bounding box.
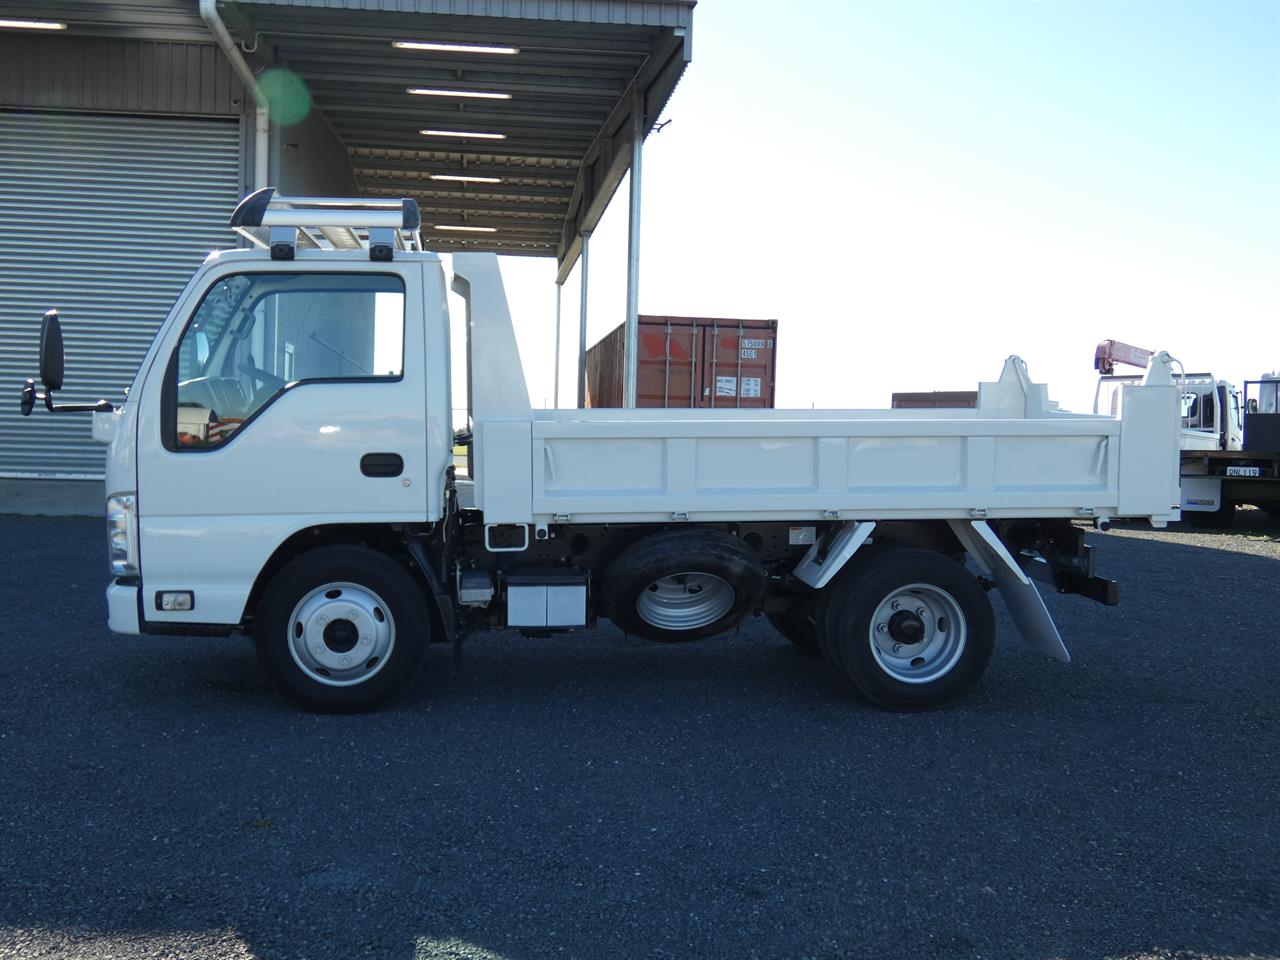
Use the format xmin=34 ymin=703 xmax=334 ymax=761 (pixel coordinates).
xmin=0 ymin=35 xmax=244 ymax=116
xmin=0 ymin=111 xmax=242 ymax=477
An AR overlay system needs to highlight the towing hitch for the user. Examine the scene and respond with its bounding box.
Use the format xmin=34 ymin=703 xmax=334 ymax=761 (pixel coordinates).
xmin=999 ymin=519 xmax=1120 ymax=606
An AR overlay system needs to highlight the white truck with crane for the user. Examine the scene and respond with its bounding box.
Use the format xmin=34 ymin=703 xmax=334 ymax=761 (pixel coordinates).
xmin=19 ymin=192 xmax=1183 ymax=712
xmin=1094 ymin=340 xmax=1279 ymax=526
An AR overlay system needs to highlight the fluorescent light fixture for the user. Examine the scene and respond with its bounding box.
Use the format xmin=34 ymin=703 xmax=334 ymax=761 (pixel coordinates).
xmin=408 ymin=87 xmax=512 ymax=100
xmin=421 ymin=129 xmax=506 ymax=140
xmin=393 ymin=40 xmax=519 ymax=55
xmin=434 ymin=225 xmax=498 ymax=233
xmin=429 ymin=174 xmax=503 ymax=184
xmin=0 ymin=18 xmax=67 ymax=29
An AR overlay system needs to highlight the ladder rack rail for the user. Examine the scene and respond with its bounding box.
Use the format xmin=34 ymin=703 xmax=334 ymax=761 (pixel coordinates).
xmin=229 ymin=188 xmax=422 ymax=261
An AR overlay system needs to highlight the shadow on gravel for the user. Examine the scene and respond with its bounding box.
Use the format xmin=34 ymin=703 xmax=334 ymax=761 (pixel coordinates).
xmin=1167 ymin=506 xmax=1280 ymax=539
xmin=1 ymin=517 xmax=1277 ymax=960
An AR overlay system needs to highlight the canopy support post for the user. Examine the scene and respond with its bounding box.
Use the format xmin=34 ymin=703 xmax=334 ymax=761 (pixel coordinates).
xmin=552 ymin=279 xmax=563 ymax=408
xmin=623 ymin=104 xmax=645 ymax=408
xmin=577 ymin=230 xmax=592 ymax=408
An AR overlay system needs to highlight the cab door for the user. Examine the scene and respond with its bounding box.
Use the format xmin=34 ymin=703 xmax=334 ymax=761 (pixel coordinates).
xmin=135 ymin=258 xmax=429 ymax=627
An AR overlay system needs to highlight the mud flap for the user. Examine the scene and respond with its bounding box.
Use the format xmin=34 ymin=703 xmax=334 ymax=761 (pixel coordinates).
xmin=947 ymin=520 xmax=1070 ymax=664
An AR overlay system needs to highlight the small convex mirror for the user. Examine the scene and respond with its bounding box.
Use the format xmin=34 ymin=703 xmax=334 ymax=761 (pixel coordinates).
xmin=39 ymin=309 xmax=65 ymax=391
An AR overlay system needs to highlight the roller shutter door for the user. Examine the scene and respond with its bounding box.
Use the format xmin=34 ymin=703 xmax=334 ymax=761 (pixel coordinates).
xmin=0 ymin=111 xmax=242 ymax=477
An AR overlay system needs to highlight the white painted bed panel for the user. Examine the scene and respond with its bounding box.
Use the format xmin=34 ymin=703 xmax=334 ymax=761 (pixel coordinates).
xmin=519 ymin=417 xmax=1129 ymax=523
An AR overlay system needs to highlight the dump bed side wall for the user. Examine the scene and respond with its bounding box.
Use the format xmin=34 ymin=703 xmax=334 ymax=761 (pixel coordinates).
xmin=525 ymin=414 xmax=1124 ymax=524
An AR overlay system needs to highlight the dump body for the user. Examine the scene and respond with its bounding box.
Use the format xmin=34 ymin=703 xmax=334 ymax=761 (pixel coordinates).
xmin=586 ymin=315 xmax=777 ymax=409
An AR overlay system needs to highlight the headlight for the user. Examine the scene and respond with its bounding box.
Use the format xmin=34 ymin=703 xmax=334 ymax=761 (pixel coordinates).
xmin=106 ymin=493 xmax=138 ymax=577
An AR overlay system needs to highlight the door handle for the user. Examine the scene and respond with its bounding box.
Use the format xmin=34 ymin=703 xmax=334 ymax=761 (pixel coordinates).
xmin=360 ymin=452 xmax=404 ymax=478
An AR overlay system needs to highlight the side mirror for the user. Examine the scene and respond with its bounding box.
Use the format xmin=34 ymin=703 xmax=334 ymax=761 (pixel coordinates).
xmin=18 ymin=308 xmax=113 ymax=417
xmin=39 ymin=310 xmax=65 ymax=391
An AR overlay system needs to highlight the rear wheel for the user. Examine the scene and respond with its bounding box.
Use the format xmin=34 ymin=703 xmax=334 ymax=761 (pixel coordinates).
xmin=817 ymin=547 xmax=994 ymax=710
xmin=253 ymin=545 xmax=429 ymax=712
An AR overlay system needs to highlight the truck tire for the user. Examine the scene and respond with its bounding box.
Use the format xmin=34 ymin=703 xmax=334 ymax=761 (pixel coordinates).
xmin=817 ymin=547 xmax=994 ymax=710
xmin=253 ymin=545 xmax=429 ymax=712
xmin=602 ymin=529 xmax=765 ymax=642
xmin=766 ymin=605 xmax=820 ymax=655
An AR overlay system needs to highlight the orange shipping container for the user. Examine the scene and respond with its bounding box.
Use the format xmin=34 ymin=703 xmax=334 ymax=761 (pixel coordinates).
xmin=586 ymin=315 xmax=777 ymax=409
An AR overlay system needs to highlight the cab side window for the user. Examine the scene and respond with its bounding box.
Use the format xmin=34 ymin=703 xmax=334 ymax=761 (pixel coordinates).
xmin=171 ymin=273 xmax=404 ymax=448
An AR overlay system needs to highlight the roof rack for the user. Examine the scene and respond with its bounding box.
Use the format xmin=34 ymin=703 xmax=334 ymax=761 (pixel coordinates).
xmin=229 ymin=187 xmax=422 ymax=262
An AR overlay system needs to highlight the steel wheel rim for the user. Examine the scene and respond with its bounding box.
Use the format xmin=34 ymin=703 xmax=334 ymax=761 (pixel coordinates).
xmin=867 ymin=582 xmax=966 ymax=684
xmin=635 ymin=572 xmax=736 ymax=631
xmin=287 ymin=581 xmax=396 ymax=687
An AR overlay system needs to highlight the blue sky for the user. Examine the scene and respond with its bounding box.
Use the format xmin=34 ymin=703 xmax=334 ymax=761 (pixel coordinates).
xmin=481 ymin=0 xmax=1279 ymax=411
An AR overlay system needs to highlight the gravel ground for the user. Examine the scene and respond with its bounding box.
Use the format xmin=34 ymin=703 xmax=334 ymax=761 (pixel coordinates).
xmin=0 ymin=513 xmax=1277 ymax=960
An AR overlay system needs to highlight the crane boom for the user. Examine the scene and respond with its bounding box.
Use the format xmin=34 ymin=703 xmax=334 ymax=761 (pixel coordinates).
xmin=1095 ymin=339 xmax=1155 ymax=375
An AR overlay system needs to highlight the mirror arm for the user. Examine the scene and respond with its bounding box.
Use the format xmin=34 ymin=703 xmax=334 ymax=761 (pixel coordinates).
xmin=47 ymin=398 xmax=115 ymax=414
xmin=21 ymin=378 xmax=113 ymax=417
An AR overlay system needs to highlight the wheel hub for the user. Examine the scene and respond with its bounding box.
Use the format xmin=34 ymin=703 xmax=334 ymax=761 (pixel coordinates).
xmin=288 ymin=582 xmax=396 ymax=687
xmin=322 ymin=618 xmax=359 ymax=654
xmin=868 ymin=583 xmax=967 ymax=684
xmin=887 ymin=610 xmax=925 ymax=645
xmin=635 ymin=572 xmax=736 ymax=632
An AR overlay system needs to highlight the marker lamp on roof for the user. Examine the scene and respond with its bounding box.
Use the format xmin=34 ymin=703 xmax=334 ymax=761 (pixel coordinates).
xmin=0 ymin=18 xmax=67 ymax=29
xmin=421 ymin=129 xmax=506 ymax=141
xmin=430 ymin=174 xmax=503 ymax=184
xmin=393 ymin=40 xmax=519 ymax=55
xmin=408 ymin=87 xmax=512 ymax=100
xmin=434 ymin=225 xmax=498 ymax=233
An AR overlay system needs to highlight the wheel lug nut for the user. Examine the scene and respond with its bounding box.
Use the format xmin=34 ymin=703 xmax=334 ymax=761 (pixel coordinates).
xmin=876 ymin=623 xmax=888 ymax=633
xmin=892 ymin=643 xmax=902 ymax=654
xmin=916 ymin=608 xmax=927 ymax=618
xmin=361 ymin=635 xmax=371 ymax=645
xmin=890 ymin=601 xmax=900 ymax=611
xmin=340 ymin=655 xmax=350 ymax=666
xmin=312 ymin=644 xmax=323 ymax=655
xmin=346 ymin=609 xmax=358 ymax=619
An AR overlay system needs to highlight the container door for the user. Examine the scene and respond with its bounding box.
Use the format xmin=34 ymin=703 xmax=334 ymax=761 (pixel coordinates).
xmin=698 ymin=320 xmax=777 ymax=409
xmin=635 ymin=318 xmax=698 ymax=408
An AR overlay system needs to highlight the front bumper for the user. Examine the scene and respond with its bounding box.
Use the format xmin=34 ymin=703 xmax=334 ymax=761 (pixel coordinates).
xmin=106 ymin=580 xmax=140 ymax=634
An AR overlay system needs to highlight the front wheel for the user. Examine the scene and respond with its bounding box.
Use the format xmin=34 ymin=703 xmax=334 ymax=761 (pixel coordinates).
xmin=817 ymin=547 xmax=994 ymax=710
xmin=253 ymin=545 xmax=429 ymax=711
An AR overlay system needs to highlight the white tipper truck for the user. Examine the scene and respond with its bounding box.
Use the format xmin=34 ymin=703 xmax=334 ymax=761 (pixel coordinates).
xmin=19 ymin=192 xmax=1183 ymax=712
xmin=1094 ymin=340 xmax=1278 ymax=527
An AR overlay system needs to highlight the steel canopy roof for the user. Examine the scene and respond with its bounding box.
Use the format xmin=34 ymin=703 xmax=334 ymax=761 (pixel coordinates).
xmin=0 ymin=0 xmax=691 ymax=271
xmin=227 ymin=0 xmax=693 ymax=269
xmin=0 ymin=0 xmax=691 ymax=269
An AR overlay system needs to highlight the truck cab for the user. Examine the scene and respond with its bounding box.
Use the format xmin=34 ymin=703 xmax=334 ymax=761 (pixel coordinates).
xmin=1178 ymin=377 xmax=1243 ymax=452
